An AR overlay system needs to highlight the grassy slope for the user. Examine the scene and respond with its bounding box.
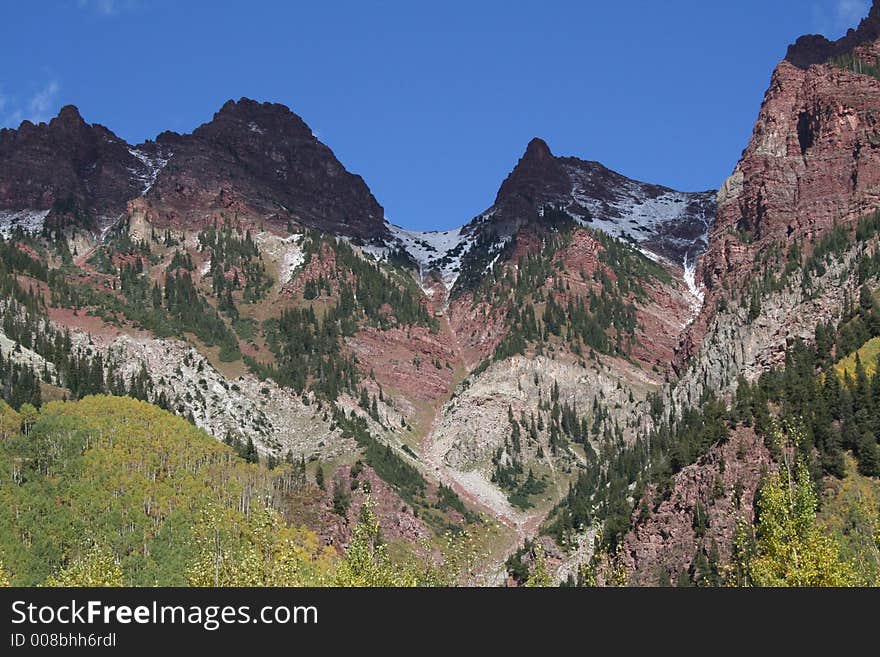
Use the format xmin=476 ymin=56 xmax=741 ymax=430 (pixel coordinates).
xmin=835 ymin=336 xmax=880 ymax=379
xmin=818 ymin=454 xmax=880 ymax=586
xmin=0 ymin=395 xmax=309 ymax=585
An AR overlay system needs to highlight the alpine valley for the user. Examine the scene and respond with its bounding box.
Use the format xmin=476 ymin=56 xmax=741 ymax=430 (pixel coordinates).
xmin=2 ymin=5 xmax=880 ymax=588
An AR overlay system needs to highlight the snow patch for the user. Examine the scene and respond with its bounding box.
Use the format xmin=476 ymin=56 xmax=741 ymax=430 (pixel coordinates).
xmin=386 ymin=221 xmax=477 ymax=289
xmin=638 ymin=247 xmax=663 ymax=264
xmin=683 ymin=254 xmax=705 ymax=320
xmin=357 ymin=241 xmax=392 ymax=263
xmin=0 ymin=209 xmax=50 ymax=238
xmin=485 ymin=250 xmax=504 ymax=273
xmin=98 ymin=214 xmax=126 ymax=243
xmin=564 ymin=163 xmax=715 ymax=256
xmin=254 ymin=232 xmax=304 ymax=284
xmin=0 ymin=329 xmax=57 ymax=379
xmin=128 ymin=148 xmax=170 ymax=195
xmin=280 ymin=235 xmax=305 ymax=283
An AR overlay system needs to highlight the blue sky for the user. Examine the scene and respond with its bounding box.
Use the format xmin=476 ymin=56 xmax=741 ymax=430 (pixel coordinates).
xmin=0 ymin=0 xmax=872 ymax=230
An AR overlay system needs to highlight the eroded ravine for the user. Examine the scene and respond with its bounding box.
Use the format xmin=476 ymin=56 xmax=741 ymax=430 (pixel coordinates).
xmin=412 ymin=283 xmax=555 ymax=582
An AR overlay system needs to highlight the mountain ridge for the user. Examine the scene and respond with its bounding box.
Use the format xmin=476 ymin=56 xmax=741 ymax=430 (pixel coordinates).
xmin=2 ymin=4 xmax=880 ymax=588
xmin=0 ymin=97 xmax=388 ymax=241
xmin=1 ymin=101 xmax=718 ymax=295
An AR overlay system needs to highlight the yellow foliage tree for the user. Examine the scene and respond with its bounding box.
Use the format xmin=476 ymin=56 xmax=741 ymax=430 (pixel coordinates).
xmin=187 ymin=504 xmax=333 ymax=587
xmin=0 ymin=560 xmax=11 ymax=586
xmin=332 ymin=498 xmax=448 ymax=587
xmin=45 ymin=546 xmax=125 ymax=587
xmin=817 ymin=454 xmax=880 ymax=586
xmin=736 ymin=459 xmax=856 ymax=587
xmin=0 ymin=400 xmax=21 ymax=440
xmin=188 ymin=498 xmax=453 ymax=587
xmin=18 ymin=403 xmax=38 ymax=437
xmin=525 ymin=543 xmax=553 ymax=587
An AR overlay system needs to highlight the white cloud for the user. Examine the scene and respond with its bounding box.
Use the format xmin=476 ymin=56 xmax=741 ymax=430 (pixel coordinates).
xmin=813 ymin=0 xmax=871 ymax=37
xmin=77 ymin=0 xmax=138 ymax=16
xmin=0 ymin=80 xmax=61 ymax=128
xmin=29 ymin=81 xmax=60 ymax=117
xmin=1 ymin=109 xmax=24 ymax=129
xmin=836 ymin=0 xmax=871 ymax=27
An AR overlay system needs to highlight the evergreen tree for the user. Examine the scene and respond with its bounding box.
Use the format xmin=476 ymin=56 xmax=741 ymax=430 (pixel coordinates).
xmin=243 ymin=436 xmax=259 ymax=464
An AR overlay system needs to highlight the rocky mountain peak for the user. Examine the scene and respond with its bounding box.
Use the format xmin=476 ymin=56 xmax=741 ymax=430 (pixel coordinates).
xmin=0 ymin=105 xmax=150 ymax=221
xmin=480 ymin=137 xmax=716 ymax=264
xmin=193 ymin=97 xmax=314 ymax=143
xmin=1 ymin=99 xmax=390 ymax=241
xmin=785 ymin=0 xmax=880 ymax=68
xmin=150 ymin=97 xmax=388 ymax=241
xmin=493 ymin=137 xmax=571 ymax=210
xmin=522 ymin=136 xmax=555 ymax=162
xmin=688 ymin=2 xmax=880 ymax=366
xmin=53 ymin=104 xmax=87 ymax=127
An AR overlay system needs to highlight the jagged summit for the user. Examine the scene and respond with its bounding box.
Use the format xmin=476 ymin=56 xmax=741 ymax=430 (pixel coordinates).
xmin=0 ymin=104 xmax=154 ymax=227
xmin=785 ymin=0 xmax=880 ymax=68
xmin=53 ymin=104 xmax=86 ymax=125
xmin=0 ymin=98 xmax=388 ymax=240
xmin=493 ymin=138 xmax=571 ymax=212
xmin=523 ymin=136 xmax=553 ymax=157
xmin=150 ymin=97 xmax=388 ymax=240
xmin=489 ymin=138 xmax=716 ymax=263
xmin=688 ymin=0 xmax=880 ymax=365
xmin=387 ymin=138 xmax=716 ymax=293
xmin=193 ymin=97 xmax=314 ymax=141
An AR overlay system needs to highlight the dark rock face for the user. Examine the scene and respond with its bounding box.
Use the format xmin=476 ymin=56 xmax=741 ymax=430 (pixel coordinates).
xmin=0 ymin=99 xmax=388 ymax=240
xmin=148 ymin=98 xmax=388 ymax=241
xmin=0 ymin=106 xmax=152 ymax=222
xmin=479 ymin=138 xmax=716 ymax=264
xmin=492 ymin=137 xmax=572 ymax=221
xmin=785 ymin=0 xmax=880 ymax=69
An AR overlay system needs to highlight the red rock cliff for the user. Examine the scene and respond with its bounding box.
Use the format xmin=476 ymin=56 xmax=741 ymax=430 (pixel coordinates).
xmin=682 ymin=3 xmax=880 ymax=362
